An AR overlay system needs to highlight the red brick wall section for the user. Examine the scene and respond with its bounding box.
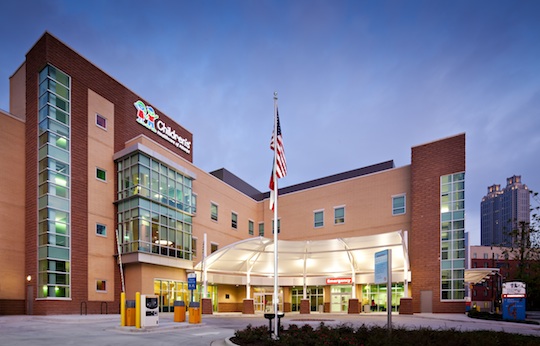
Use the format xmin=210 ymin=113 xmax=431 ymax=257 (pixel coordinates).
xmin=410 ymin=134 xmax=465 ymax=313
xmin=23 ymin=33 xmax=194 ymax=314
xmin=0 ymin=300 xmax=26 ymax=315
xmin=399 ymin=297 xmax=413 ymax=314
xmin=217 ymin=302 xmax=241 ymax=313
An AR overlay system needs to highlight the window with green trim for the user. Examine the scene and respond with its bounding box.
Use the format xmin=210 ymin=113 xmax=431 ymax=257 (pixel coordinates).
xmin=96 ymin=168 xmax=106 ymax=181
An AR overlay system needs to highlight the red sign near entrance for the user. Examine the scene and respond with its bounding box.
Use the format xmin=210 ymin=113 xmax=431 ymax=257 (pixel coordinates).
xmin=326 ymin=278 xmax=352 ymax=285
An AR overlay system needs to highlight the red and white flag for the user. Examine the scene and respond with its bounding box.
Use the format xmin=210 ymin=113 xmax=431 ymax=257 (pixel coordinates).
xmin=269 ymin=109 xmax=287 ymax=210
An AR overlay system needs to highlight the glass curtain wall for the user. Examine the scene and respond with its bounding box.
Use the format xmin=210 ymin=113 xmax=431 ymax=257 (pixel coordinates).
xmin=362 ymin=283 xmax=404 ymax=312
xmin=291 ymin=286 xmax=324 ymax=312
xmin=116 ymin=152 xmax=196 ymax=259
xmin=440 ymin=172 xmax=466 ymax=300
xmin=37 ymin=65 xmax=71 ymax=298
xmin=153 ymin=279 xmax=217 ymax=312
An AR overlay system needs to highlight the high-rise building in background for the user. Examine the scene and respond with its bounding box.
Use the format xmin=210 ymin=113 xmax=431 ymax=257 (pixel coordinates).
xmin=480 ymin=175 xmax=530 ymax=246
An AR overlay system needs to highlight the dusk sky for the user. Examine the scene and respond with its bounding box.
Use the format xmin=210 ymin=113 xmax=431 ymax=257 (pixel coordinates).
xmin=1 ymin=0 xmax=539 ymax=245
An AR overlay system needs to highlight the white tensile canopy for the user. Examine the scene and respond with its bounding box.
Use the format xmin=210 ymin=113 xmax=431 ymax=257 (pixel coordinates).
xmin=194 ymin=231 xmax=409 ymax=280
xmin=464 ymin=268 xmax=500 ymax=284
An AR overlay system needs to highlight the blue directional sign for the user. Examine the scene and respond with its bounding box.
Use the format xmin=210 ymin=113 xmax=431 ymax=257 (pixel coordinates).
xmin=188 ymin=273 xmax=197 ymax=290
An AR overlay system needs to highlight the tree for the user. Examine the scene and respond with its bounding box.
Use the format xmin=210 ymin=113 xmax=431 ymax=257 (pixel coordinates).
xmin=502 ymin=191 xmax=540 ymax=310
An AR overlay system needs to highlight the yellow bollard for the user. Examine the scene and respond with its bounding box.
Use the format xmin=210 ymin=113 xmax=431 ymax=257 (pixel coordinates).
xmin=120 ymin=292 xmax=126 ymax=327
xmin=174 ymin=301 xmax=186 ymax=322
xmin=135 ymin=292 xmax=141 ymax=329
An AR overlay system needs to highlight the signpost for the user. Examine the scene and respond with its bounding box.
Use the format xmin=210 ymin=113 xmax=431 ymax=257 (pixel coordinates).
xmin=375 ymin=249 xmax=392 ymax=331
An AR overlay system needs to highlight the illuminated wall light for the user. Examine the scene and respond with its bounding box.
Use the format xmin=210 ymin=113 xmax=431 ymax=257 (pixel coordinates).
xmin=55 ymin=177 xmax=67 ymax=186
xmin=56 ymin=137 xmax=67 ymax=148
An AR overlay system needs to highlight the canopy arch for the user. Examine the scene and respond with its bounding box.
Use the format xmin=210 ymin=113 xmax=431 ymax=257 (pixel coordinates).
xmin=194 ymin=231 xmax=410 ymax=286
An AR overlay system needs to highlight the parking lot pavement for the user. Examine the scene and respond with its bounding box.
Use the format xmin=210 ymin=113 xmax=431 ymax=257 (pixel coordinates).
xmin=1 ymin=312 xmax=539 ymax=346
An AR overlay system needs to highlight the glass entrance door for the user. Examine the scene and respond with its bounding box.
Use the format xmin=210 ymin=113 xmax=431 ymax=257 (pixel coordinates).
xmin=330 ymin=285 xmax=352 ymax=312
xmin=254 ymin=287 xmax=283 ymax=313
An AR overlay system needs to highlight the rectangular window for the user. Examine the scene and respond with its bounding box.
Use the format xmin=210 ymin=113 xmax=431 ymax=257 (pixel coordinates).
xmin=96 ymin=113 xmax=107 ymax=129
xmin=334 ymin=206 xmax=345 ymax=224
xmin=258 ymin=222 xmax=264 ymax=237
xmin=96 ymin=223 xmax=106 ymax=236
xmin=192 ymin=237 xmax=197 ymax=258
xmin=440 ymin=172 xmax=465 ymax=301
xmin=392 ymin=195 xmax=406 ymax=215
xmin=210 ymin=203 xmax=218 ymax=221
xmin=96 ymin=168 xmax=107 ymax=182
xmin=96 ymin=280 xmax=106 ymax=292
xmin=38 ymin=65 xmax=72 ymax=299
xmin=248 ymin=220 xmax=254 ymax=235
xmin=314 ymin=210 xmax=324 ymax=228
xmin=211 ymin=243 xmax=218 ymax=253
xmin=231 ymin=212 xmax=238 ymax=229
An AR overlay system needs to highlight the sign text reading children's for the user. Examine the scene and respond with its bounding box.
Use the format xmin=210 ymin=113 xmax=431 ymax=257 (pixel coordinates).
xmin=134 ymin=100 xmax=191 ymax=154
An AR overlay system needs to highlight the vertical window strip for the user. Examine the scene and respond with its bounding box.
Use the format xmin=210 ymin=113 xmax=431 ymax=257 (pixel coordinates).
xmin=440 ymin=172 xmax=465 ymax=301
xmin=38 ymin=64 xmax=71 ymax=299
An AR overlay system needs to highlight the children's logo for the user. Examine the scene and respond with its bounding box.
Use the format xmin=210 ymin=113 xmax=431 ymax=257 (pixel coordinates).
xmin=134 ymin=100 xmax=159 ymax=132
xmin=134 ymin=100 xmax=192 ymax=154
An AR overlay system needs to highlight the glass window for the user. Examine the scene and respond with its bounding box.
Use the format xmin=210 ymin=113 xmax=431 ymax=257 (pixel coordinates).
xmin=38 ymin=64 xmax=72 ymax=299
xmin=248 ymin=220 xmax=254 ymax=235
xmin=392 ymin=195 xmax=406 ymax=215
xmin=314 ymin=210 xmax=324 ymax=228
xmin=96 ymin=223 xmax=106 ymax=236
xmin=211 ymin=203 xmax=218 ymax=221
xmin=96 ymin=114 xmax=107 ymax=129
xmin=211 ymin=243 xmax=218 ymax=253
xmin=258 ymin=222 xmax=264 ymax=237
xmin=334 ymin=207 xmax=345 ymax=224
xmin=231 ymin=212 xmax=238 ymax=229
xmin=96 ymin=280 xmax=106 ymax=292
xmin=192 ymin=237 xmax=197 ymax=258
xmin=96 ymin=168 xmax=106 ymax=181
xmin=440 ymin=172 xmax=465 ymax=301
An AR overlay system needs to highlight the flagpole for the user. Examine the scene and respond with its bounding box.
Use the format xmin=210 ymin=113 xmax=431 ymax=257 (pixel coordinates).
xmin=272 ymin=91 xmax=279 ymax=338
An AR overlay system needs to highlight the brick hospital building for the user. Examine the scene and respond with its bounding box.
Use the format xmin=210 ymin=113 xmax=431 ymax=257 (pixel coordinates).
xmin=0 ymin=32 xmax=466 ymax=315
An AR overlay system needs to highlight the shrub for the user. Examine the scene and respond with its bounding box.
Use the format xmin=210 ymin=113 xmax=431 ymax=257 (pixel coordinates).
xmin=231 ymin=322 xmax=540 ymax=346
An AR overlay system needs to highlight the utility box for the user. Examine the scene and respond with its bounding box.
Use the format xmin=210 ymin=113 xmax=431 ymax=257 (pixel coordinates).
xmin=502 ymin=282 xmax=526 ymax=321
xmin=140 ymin=295 xmax=159 ymax=327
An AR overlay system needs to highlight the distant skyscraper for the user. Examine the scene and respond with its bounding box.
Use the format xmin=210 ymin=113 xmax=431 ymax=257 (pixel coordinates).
xmin=481 ymin=175 xmax=530 ymax=246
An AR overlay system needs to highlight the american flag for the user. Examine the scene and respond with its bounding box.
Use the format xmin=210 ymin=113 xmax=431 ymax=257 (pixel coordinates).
xmin=269 ymin=109 xmax=287 ymax=210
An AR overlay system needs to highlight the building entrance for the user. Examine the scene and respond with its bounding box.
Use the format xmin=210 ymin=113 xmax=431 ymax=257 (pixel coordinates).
xmin=254 ymin=287 xmax=283 ymax=312
xmin=291 ymin=286 xmax=324 ymax=312
xmin=330 ymin=285 xmax=352 ymax=312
